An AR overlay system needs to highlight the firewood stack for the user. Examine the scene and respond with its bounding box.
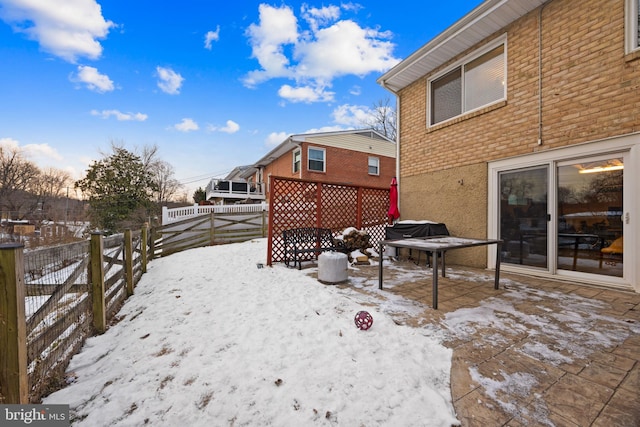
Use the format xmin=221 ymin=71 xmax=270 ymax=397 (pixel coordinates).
xmin=340 ymin=229 xmax=372 ymax=263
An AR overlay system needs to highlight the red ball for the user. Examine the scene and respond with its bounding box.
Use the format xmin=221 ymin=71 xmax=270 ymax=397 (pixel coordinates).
xmin=354 ymin=311 xmax=373 ymax=330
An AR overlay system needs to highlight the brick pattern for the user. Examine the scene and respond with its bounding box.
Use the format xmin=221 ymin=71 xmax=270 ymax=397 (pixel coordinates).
xmin=398 ymin=0 xmax=640 ymax=179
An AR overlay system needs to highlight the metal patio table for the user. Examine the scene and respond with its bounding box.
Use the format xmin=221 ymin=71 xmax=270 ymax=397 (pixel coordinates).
xmin=378 ymin=236 xmax=503 ymax=309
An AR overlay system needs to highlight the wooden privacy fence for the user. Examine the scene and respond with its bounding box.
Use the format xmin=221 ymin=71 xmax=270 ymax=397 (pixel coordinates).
xmin=267 ymin=177 xmax=390 ymax=266
xmin=151 ymin=209 xmax=268 ymax=257
xmin=0 ymin=226 xmax=149 ymax=404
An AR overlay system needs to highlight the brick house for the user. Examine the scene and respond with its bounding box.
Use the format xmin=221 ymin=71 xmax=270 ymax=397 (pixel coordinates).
xmin=378 ymin=0 xmax=639 ymax=292
xmin=252 ymin=129 xmax=396 ymax=202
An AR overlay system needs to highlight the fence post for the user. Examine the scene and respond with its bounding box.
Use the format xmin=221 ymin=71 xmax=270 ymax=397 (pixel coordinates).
xmin=161 ymin=206 xmax=167 ymax=224
xmin=210 ymin=212 xmax=216 ymax=245
xmin=356 ymin=187 xmax=363 ymax=229
xmin=0 ymin=243 xmax=29 ymax=403
xmin=90 ymin=233 xmax=106 ymax=334
xmin=141 ymin=223 xmax=148 ymax=273
xmin=124 ymin=229 xmax=134 ymax=296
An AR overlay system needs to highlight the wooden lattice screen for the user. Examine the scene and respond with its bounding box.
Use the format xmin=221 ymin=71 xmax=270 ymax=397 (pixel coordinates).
xmin=267 ymin=176 xmax=390 ymax=266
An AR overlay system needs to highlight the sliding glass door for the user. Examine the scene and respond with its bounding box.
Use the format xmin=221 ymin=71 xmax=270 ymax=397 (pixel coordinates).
xmin=499 ymin=167 xmax=548 ymax=268
xmin=496 ymin=152 xmax=627 ymax=282
xmin=557 ymin=156 xmax=623 ymax=277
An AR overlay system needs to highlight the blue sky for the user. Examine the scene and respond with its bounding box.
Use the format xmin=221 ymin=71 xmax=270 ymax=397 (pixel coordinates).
xmin=0 ymin=0 xmax=480 ymax=196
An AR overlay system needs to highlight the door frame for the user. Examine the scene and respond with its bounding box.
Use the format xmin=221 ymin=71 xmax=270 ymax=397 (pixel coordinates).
xmin=487 ymin=133 xmax=639 ymax=292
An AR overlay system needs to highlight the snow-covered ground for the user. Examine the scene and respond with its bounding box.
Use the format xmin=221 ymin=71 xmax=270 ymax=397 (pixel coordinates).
xmin=44 ymin=238 xmax=460 ymax=426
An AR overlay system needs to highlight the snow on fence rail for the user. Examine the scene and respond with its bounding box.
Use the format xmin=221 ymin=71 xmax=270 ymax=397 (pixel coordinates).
xmin=162 ymin=202 xmax=268 ymax=224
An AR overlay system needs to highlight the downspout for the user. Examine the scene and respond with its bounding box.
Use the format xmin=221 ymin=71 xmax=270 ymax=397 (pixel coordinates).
xmin=537 ymin=2 xmax=551 ymax=147
xmin=295 ymin=142 xmax=302 ymax=179
xmin=380 ymin=80 xmax=401 ymax=212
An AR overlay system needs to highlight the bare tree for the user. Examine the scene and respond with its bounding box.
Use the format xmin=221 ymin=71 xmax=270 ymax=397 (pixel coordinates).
xmin=137 ymin=143 xmax=184 ymax=203
xmin=105 ymin=141 xmax=183 ymax=204
xmin=151 ymin=161 xmax=182 ymax=203
xmin=360 ymin=97 xmax=397 ymax=141
xmin=30 ymin=167 xmax=72 ymax=223
xmin=0 ymin=145 xmax=41 ymax=219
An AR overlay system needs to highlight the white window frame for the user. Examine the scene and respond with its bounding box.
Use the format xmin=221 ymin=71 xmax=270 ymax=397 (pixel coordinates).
xmin=292 ymin=149 xmax=301 ymax=173
xmin=487 ymin=133 xmax=639 ymax=291
xmin=427 ymin=35 xmax=507 ymax=127
xmin=625 ymin=0 xmax=640 ymax=54
xmin=368 ymin=156 xmax=380 ymax=175
xmin=308 ymin=147 xmax=325 ymax=172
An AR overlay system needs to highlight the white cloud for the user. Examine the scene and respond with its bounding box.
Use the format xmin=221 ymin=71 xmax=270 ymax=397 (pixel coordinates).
xmin=90 ymin=109 xmax=147 ymax=121
xmin=301 ymin=125 xmax=345 ymax=134
xmin=332 ymin=104 xmax=372 ymax=127
xmin=243 ymin=3 xmax=400 ymax=103
xmin=204 ymin=25 xmax=220 ymax=50
xmin=278 ymin=84 xmax=334 ymax=103
xmin=72 ymin=65 xmax=114 ymax=92
xmin=0 ymin=0 xmax=114 ymax=62
xmin=172 ymin=118 xmax=199 ymax=132
xmin=220 ymin=120 xmax=240 ymax=134
xmin=0 ymin=137 xmax=20 ymax=150
xmin=265 ymin=132 xmax=288 ymax=147
xmin=301 ymin=5 xmax=340 ymax=32
xmin=156 ymin=66 xmax=184 ymax=95
xmin=243 ymin=4 xmax=298 ymax=87
xmin=207 ymin=120 xmax=240 ymax=134
xmin=0 ymin=137 xmax=63 ymax=163
xmin=296 ymin=20 xmax=397 ymax=79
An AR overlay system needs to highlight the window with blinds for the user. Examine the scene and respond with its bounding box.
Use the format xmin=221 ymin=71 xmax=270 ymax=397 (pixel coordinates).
xmin=308 ymin=147 xmax=325 ymax=172
xmin=429 ymin=43 xmax=505 ymax=126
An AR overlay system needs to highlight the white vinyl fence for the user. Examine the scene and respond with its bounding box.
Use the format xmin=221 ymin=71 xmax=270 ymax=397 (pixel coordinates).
xmin=162 ymin=202 xmax=269 ymax=224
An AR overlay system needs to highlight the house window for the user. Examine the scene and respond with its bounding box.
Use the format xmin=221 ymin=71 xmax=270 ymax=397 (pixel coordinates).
xmin=293 ymin=150 xmax=301 ymax=173
xmin=308 ymin=147 xmax=325 ymax=172
xmin=429 ymin=42 xmax=505 ymax=125
xmin=368 ymin=157 xmax=380 ymax=175
xmin=625 ymin=0 xmax=640 ymax=53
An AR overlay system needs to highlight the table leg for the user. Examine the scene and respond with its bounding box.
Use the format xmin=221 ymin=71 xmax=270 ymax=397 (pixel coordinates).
xmin=432 ymin=250 xmax=438 ymax=310
xmin=378 ymin=242 xmax=384 ymax=290
xmin=572 ymin=238 xmax=579 ymax=270
xmin=494 ymin=242 xmax=501 ymax=290
xmin=441 ymin=251 xmax=446 ymax=277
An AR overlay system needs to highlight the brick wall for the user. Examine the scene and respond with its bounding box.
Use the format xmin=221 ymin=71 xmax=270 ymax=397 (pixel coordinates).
xmin=301 ymin=144 xmax=395 ymax=188
xmin=394 ymin=0 xmax=639 ymax=267
xmin=264 ymin=142 xmax=395 ymax=201
xmin=398 ymin=0 xmax=639 ymax=178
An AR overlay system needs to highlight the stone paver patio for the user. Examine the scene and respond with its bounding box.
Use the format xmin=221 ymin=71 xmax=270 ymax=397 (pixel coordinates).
xmin=315 ymin=257 xmax=640 ymax=427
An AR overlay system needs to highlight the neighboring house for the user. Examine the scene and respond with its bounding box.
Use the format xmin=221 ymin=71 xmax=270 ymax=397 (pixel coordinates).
xmin=251 ymin=129 xmax=396 ymax=202
xmin=204 ymin=165 xmax=265 ymax=205
xmin=378 ymin=0 xmax=639 ymax=292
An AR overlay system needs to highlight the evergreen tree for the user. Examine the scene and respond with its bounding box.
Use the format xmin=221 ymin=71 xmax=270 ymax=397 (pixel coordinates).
xmin=193 ymin=187 xmax=206 ymax=203
xmin=75 ymin=147 xmax=157 ymax=232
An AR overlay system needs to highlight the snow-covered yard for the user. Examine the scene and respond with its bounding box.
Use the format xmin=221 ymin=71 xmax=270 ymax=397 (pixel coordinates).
xmin=44 ymin=238 xmax=460 ymax=426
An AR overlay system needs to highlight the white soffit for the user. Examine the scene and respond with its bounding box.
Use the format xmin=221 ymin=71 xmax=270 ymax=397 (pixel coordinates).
xmin=378 ymin=0 xmax=547 ymax=92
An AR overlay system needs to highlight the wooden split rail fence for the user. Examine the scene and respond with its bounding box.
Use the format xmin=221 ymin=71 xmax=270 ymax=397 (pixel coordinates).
xmin=0 ymin=227 xmax=149 ymax=404
xmin=1 ymin=208 xmax=268 ymax=403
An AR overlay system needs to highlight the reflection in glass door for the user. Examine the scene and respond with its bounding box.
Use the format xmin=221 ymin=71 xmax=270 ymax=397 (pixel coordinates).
xmin=557 ymin=157 xmax=623 ymax=277
xmin=499 ymin=167 xmax=548 ymax=268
